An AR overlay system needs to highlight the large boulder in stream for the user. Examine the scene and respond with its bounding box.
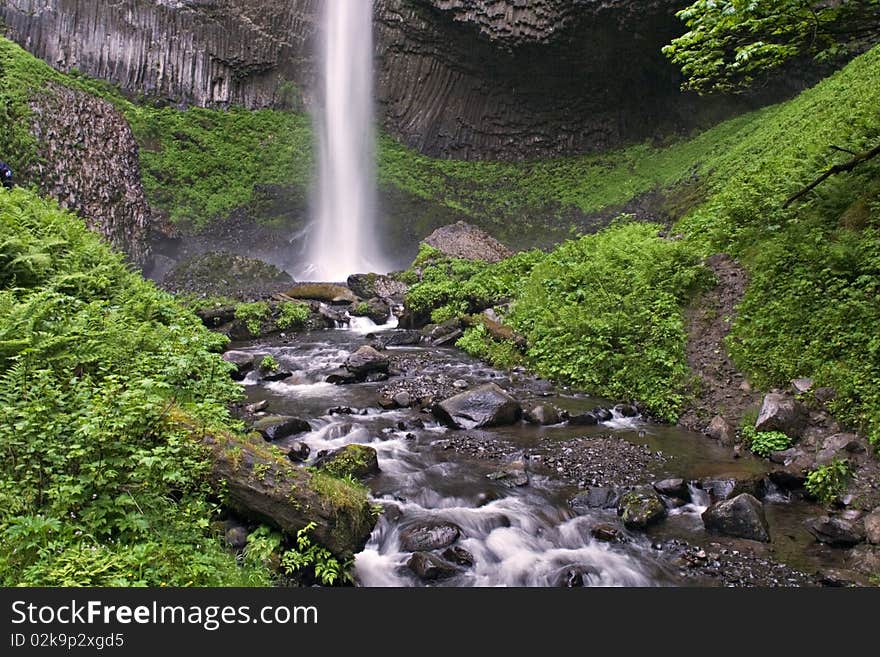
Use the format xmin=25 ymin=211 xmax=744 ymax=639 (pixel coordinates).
xmin=702 ymin=494 xmax=771 ymax=542
xmin=617 ymin=488 xmax=667 ymax=530
xmin=350 ymin=298 xmax=391 ymax=324
xmin=344 ymin=346 xmax=390 ymax=379
xmin=252 ymin=415 xmax=311 ymax=441
xmin=755 ymin=393 xmax=809 ymax=439
xmin=407 ymin=552 xmax=459 ymax=581
xmin=805 ymin=516 xmax=866 ymax=547
xmin=399 ymin=522 xmax=462 ymax=552
xmin=432 ymin=383 xmax=522 ymax=430
xmin=422 ymin=221 xmax=513 ymax=263
xmin=347 ymin=273 xmax=408 ymax=301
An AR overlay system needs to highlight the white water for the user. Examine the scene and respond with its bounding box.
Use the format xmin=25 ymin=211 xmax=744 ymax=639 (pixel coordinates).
xmin=303 ymin=1 xmax=387 ymax=281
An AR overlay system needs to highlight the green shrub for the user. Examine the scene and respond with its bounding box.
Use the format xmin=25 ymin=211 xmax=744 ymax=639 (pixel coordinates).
xmin=509 ymin=222 xmax=712 ymax=421
xmin=742 ymin=427 xmax=792 ymax=457
xmin=805 ymin=459 xmax=852 ymax=504
xmin=0 ymin=188 xmax=267 ymax=586
xmin=281 ymin=522 xmax=352 ymax=586
xmin=456 ymin=324 xmax=523 ymax=369
xmin=234 ymin=301 xmax=270 ymax=336
xmin=259 ymin=355 xmax=279 ymax=372
xmin=275 ymin=301 xmax=310 ymax=330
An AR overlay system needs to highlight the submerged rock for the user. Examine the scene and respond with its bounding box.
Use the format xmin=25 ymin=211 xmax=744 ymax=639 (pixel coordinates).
xmin=806 ymin=516 xmax=866 ymax=547
xmin=400 ymin=522 xmax=461 ymax=552
xmin=702 ymin=494 xmax=770 ymax=542
xmin=433 ymin=383 xmax=522 ymax=430
xmin=617 ymin=488 xmax=667 ymax=530
xmin=554 ymin=564 xmax=600 ymax=588
xmin=755 ymin=393 xmax=808 ymax=439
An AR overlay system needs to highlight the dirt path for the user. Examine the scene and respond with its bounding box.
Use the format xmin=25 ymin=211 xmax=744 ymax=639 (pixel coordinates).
xmin=679 ymin=253 xmax=761 ymax=435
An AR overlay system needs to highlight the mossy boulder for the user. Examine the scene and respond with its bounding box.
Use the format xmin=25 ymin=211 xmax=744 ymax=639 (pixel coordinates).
xmin=285 ymin=283 xmax=358 ymax=304
xmin=350 ymin=298 xmax=391 ymax=324
xmin=617 ymin=488 xmax=667 ymax=530
xmin=315 ymin=444 xmax=380 ymax=480
xmin=347 ymin=273 xmax=408 ymax=300
xmin=161 ymin=251 xmax=293 ymax=299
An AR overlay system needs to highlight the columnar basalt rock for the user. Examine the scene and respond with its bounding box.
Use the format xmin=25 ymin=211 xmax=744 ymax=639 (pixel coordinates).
xmin=0 ymin=0 xmax=794 ymax=161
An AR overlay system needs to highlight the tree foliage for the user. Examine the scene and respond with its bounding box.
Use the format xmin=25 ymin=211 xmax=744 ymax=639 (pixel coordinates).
xmin=663 ymin=0 xmax=880 ymax=93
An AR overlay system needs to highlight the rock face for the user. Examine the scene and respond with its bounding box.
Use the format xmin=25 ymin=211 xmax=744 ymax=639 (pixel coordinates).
xmin=422 ymin=221 xmax=514 ymax=262
xmin=1 ymin=0 xmax=795 ymax=161
xmin=26 ymin=82 xmax=151 ymax=266
xmin=755 ymin=393 xmax=809 ymax=439
xmin=432 ymin=383 xmax=522 ymax=429
xmin=702 ymin=494 xmax=770 ymax=542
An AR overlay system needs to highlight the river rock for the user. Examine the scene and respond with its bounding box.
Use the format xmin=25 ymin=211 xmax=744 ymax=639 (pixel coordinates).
xmin=702 ymin=494 xmax=770 ymax=542
xmin=325 ymin=368 xmax=358 ymax=385
xmin=393 ymin=391 xmax=413 ymax=408
xmin=422 ymin=221 xmax=513 ymax=263
xmin=432 ymin=383 xmax=522 ymax=430
xmin=442 ymin=546 xmax=475 ymax=567
xmin=252 ymin=415 xmax=311 ymax=441
xmin=865 ymin=508 xmax=880 ymax=545
xmin=617 ymin=488 xmax=667 ymax=530
xmin=351 ymin=297 xmax=391 ymax=324
xmin=287 ymin=441 xmax=311 ymax=463
xmin=554 ymin=565 xmax=600 ymax=588
xmin=400 ymin=522 xmax=462 ymax=552
xmin=613 ymin=403 xmax=638 ymax=418
xmin=314 ymin=444 xmax=379 ymax=480
xmin=378 ymin=330 xmax=423 ymax=347
xmin=700 ymin=475 xmax=761 ymax=503
xmin=705 ymin=415 xmax=735 ymax=446
xmin=524 ymin=404 xmax=562 ymax=426
xmin=344 ymin=346 xmax=389 ymax=378
xmin=346 ymin=273 xmax=408 ymax=301
xmin=318 ymin=304 xmax=349 ymax=327
xmin=223 ymin=351 xmax=257 ymax=381
xmin=815 ymin=433 xmax=866 ymax=466
xmin=407 ymin=552 xmax=459 ymax=581
xmin=570 ymin=487 xmax=621 ymax=512
xmin=755 ymin=393 xmax=809 ymax=439
xmin=806 ymin=516 xmax=866 ymax=547
xmin=568 ymin=412 xmax=598 ymax=426
xmin=593 ymin=408 xmax=613 ymax=422
xmin=590 ymin=524 xmax=623 ymax=542
xmin=285 ymin=283 xmax=358 ymax=304
xmin=654 ymin=478 xmax=689 ymax=501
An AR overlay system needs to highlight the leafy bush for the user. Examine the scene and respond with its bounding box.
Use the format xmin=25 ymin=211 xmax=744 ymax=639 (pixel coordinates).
xmin=0 ymin=188 xmax=267 ymax=586
xmin=509 ymin=222 xmax=712 ymax=421
xmin=234 ymin=301 xmax=270 ymax=336
xmin=742 ymin=427 xmax=792 ymax=457
xmin=456 ymin=324 xmax=522 ymax=369
xmin=281 ymin=522 xmax=352 ymax=586
xmin=259 ymin=355 xmax=279 ymax=372
xmin=805 ymin=459 xmax=852 ymax=504
xmin=275 ymin=301 xmax=310 ymax=330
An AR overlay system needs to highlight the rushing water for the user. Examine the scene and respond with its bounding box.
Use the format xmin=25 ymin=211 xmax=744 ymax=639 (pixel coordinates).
xmin=303 ymin=1 xmax=386 ymax=281
xmin=233 ymin=324 xmax=838 ymax=587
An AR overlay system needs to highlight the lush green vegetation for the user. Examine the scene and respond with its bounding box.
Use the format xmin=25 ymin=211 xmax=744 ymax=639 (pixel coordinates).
xmin=805 ymin=459 xmax=853 ymax=503
xmin=0 ymin=187 xmax=269 ymax=585
xmin=234 ymin=301 xmax=271 ymax=336
xmin=742 ymin=427 xmax=793 ymax=457
xmin=275 ymin=301 xmax=310 ymax=330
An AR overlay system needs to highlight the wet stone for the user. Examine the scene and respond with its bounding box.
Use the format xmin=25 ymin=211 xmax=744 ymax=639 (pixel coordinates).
xmin=400 ymin=522 xmax=462 ymax=552
xmin=406 ymin=552 xmax=459 ymax=581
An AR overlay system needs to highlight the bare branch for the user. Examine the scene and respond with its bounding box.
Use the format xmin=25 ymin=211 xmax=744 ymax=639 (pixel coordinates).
xmin=783 ymin=142 xmax=880 ymax=209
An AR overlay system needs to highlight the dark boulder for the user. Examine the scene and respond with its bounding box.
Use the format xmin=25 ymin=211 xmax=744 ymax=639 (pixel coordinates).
xmin=347 ymin=273 xmax=408 ymax=301
xmin=553 ymin=565 xmax=600 ymax=588
xmin=570 ymin=487 xmax=620 ymax=512
xmin=422 ymin=221 xmax=513 ymax=263
xmin=613 ymin=403 xmax=638 ymax=418
xmin=400 ymin=522 xmax=461 ymax=552
xmin=568 ymin=412 xmax=598 ymax=426
xmin=314 ymin=444 xmax=379 ymax=480
xmin=702 ymin=494 xmax=770 ymax=542
xmin=377 ymin=330 xmax=424 ymax=347
xmin=617 ymin=488 xmax=667 ymax=530
xmin=590 ymin=524 xmax=624 ymax=542
xmin=442 ymin=546 xmax=475 ymax=567
xmin=287 ymin=441 xmax=311 ymax=463
xmin=224 ymin=524 xmax=249 ymax=551
xmin=806 ymin=516 xmax=866 ymax=547
xmin=223 ymin=351 xmax=257 ymax=381
xmin=407 ymin=552 xmax=459 ymax=581
xmin=252 ymin=415 xmax=311 ymax=441
xmin=325 ymin=369 xmax=358 ymax=385
xmin=755 ymin=393 xmax=809 ymax=439
xmin=432 ymin=383 xmax=522 ymax=430
xmin=654 ymin=478 xmax=689 ymax=501
xmin=524 ymin=404 xmax=562 ymax=426
xmin=344 ymin=346 xmax=389 ymax=378
xmin=351 ymin=298 xmax=391 ymax=324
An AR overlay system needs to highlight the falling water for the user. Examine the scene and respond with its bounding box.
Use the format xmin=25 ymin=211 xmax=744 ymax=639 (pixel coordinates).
xmin=303 ymin=1 xmax=386 ymax=281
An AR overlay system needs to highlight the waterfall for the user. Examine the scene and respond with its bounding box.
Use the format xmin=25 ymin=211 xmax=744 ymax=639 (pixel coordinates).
xmin=303 ymin=1 xmax=386 ymax=282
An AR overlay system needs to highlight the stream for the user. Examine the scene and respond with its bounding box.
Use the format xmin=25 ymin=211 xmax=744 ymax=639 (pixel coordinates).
xmin=231 ymin=321 xmax=840 ymax=587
